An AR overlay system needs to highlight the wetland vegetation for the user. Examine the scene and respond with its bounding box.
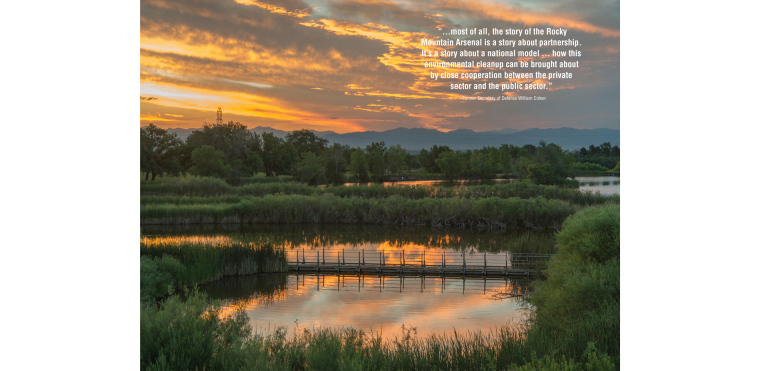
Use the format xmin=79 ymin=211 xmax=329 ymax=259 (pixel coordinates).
xmin=140 ymin=204 xmax=619 ymax=370
xmin=140 ymin=122 xmax=620 ymax=369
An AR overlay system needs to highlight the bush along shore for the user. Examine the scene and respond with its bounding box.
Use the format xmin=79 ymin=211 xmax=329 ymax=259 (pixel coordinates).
xmin=140 ymin=203 xmax=620 ymax=370
xmin=140 ymin=194 xmax=580 ymax=230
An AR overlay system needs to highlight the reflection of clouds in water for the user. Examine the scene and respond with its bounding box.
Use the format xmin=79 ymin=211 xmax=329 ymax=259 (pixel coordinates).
xmin=208 ymin=274 xmax=530 ymax=341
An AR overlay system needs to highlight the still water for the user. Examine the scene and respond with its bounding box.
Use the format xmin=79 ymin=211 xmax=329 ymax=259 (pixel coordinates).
xmin=203 ymin=273 xmax=530 ymax=341
xmin=144 ymin=225 xmax=547 ymax=340
xmin=141 ymin=224 xmax=557 ymax=255
xmin=575 ymin=176 xmax=620 ymax=195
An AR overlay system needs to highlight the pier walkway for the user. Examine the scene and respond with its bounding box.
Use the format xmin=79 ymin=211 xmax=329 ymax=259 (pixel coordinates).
xmin=286 ymin=249 xmax=552 ymax=277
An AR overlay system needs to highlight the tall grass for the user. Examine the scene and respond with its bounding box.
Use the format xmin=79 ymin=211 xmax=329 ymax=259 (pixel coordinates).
xmin=141 ymin=289 xmax=253 ymax=370
xmin=140 ymin=240 xmax=287 ymax=286
xmin=141 ymin=224 xmax=558 ymax=254
xmin=141 ymin=195 xmax=578 ymax=230
xmin=141 ymin=178 xmax=618 ymax=206
xmin=141 ymin=296 xmax=616 ymax=371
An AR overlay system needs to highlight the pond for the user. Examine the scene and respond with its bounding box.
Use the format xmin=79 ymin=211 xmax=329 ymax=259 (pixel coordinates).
xmin=143 ymin=224 xmax=550 ymax=340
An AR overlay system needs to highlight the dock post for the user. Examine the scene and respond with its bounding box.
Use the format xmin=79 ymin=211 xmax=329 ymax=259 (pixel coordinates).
xmin=401 ymin=249 xmax=405 ymax=274
xmin=296 ymin=250 xmax=299 ymax=272
xmin=317 ymin=250 xmax=320 ymax=272
xmin=322 ymin=247 xmax=325 ymax=264
xmin=484 ymin=253 xmax=487 ymax=275
xmin=342 ymin=249 xmax=345 ymax=265
xmin=362 ymin=249 xmax=365 ymax=265
xmin=463 ymin=252 xmax=466 ymax=275
xmin=422 ymin=250 xmax=425 ymax=274
xmin=302 ymin=248 xmax=305 ymax=264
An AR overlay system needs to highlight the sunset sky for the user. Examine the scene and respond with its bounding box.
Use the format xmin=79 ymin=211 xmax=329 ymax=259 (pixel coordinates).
xmin=140 ymin=0 xmax=619 ymax=133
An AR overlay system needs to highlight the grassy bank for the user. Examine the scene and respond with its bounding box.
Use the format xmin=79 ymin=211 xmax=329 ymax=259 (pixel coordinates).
xmin=140 ymin=177 xmax=617 ymax=206
xmin=140 ymin=240 xmax=287 ymax=293
xmin=141 ymin=195 xmax=579 ymax=230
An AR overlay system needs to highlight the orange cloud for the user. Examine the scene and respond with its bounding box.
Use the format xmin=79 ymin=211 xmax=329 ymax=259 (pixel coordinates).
xmin=235 ymin=0 xmax=311 ymax=18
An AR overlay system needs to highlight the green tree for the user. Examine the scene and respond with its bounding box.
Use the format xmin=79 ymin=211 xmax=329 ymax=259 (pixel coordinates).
xmin=365 ymin=142 xmax=387 ymax=181
xmin=347 ymin=148 xmax=370 ymax=182
xmin=185 ymin=122 xmax=263 ymax=182
xmin=261 ymin=132 xmax=298 ymax=176
xmin=285 ymin=129 xmax=329 ymax=159
xmin=385 ymin=144 xmax=407 ymax=175
xmin=419 ymin=145 xmax=451 ymax=173
xmin=140 ymin=124 xmax=183 ymax=181
xmin=467 ymin=146 xmax=501 ymax=179
xmin=322 ymin=143 xmax=349 ymax=185
xmin=435 ymin=150 xmax=466 ymax=180
xmin=188 ymin=145 xmax=232 ymax=178
xmin=292 ymin=152 xmax=324 ymax=185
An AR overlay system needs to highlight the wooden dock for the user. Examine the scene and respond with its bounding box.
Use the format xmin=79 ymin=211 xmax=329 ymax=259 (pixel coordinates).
xmin=286 ymin=249 xmax=552 ymax=277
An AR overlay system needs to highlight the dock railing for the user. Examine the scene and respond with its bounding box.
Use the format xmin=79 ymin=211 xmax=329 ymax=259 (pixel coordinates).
xmin=286 ymin=248 xmax=552 ymax=276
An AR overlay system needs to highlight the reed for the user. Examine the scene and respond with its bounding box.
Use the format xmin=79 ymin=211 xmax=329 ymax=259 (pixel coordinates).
xmin=141 ymin=178 xmax=618 ymax=206
xmin=141 ymin=224 xmax=558 ymax=254
xmin=140 ymin=240 xmax=287 ymax=286
xmin=140 ymin=195 xmax=579 ymax=230
xmin=142 ymin=298 xmax=616 ymax=371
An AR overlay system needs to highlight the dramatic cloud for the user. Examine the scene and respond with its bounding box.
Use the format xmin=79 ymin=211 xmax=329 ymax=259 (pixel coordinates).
xmin=141 ymin=0 xmax=619 ymax=132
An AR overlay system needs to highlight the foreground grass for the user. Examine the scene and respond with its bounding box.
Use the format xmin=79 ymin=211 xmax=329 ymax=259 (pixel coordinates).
xmin=141 ymin=195 xmax=579 ymax=230
xmin=141 ymin=290 xmax=615 ymax=370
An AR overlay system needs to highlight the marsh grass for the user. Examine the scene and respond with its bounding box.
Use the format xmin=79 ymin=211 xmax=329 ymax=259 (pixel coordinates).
xmin=140 ymin=195 xmax=579 ymax=230
xmin=141 ymin=224 xmax=558 ymax=254
xmin=141 ymin=178 xmax=617 ymax=206
xmin=141 ymin=296 xmax=616 ymax=371
xmin=140 ymin=240 xmax=287 ymax=286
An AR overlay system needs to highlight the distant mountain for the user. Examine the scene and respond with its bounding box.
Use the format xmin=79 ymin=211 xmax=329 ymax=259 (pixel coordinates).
xmin=482 ymin=128 xmax=521 ymax=135
xmin=249 ymin=126 xmax=289 ymax=138
xmin=165 ymin=126 xmax=620 ymax=151
xmin=164 ymin=128 xmax=196 ymax=141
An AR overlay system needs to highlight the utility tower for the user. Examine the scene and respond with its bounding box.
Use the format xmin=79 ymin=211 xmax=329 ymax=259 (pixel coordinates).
xmin=216 ymin=107 xmax=223 ymax=125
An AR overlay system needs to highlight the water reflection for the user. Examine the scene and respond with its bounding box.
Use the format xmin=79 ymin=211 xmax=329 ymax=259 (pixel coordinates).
xmin=574 ymin=176 xmax=620 ymax=195
xmin=141 ymin=224 xmax=557 ymax=254
xmin=342 ymin=178 xmax=515 ymax=188
xmin=203 ymin=273 xmax=531 ymax=341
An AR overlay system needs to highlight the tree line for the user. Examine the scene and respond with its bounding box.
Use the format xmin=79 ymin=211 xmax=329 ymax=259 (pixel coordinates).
xmin=574 ymin=142 xmax=620 ymax=170
xmin=141 ymin=122 xmax=619 ymax=186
